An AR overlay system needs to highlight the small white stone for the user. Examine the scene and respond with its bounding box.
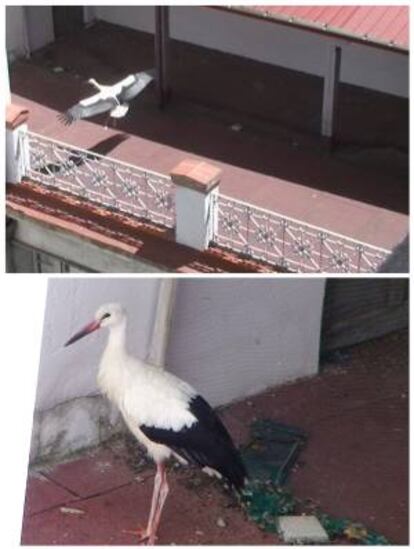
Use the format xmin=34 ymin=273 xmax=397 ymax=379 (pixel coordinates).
xmin=60 ymin=507 xmax=85 ymax=515
xmin=278 ymin=516 xmax=329 ymax=543
xmin=216 ymin=517 xmax=227 ymax=528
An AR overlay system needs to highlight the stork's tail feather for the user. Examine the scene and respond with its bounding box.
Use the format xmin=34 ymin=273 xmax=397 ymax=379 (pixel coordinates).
xmin=222 ymin=449 xmax=248 ymax=493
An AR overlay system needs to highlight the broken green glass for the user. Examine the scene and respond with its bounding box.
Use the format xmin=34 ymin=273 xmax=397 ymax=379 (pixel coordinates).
xmin=241 ymin=419 xmax=306 ymax=485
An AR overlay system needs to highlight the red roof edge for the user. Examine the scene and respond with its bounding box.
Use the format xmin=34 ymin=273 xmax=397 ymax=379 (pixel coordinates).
xmin=213 ymin=6 xmax=409 ymax=54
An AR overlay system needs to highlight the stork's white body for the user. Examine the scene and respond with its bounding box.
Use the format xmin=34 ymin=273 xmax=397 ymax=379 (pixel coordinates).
xmin=97 ymin=320 xmax=196 ymax=464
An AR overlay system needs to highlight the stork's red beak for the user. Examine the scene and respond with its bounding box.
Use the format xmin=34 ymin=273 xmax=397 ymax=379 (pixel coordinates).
xmin=64 ymin=319 xmax=101 ymax=347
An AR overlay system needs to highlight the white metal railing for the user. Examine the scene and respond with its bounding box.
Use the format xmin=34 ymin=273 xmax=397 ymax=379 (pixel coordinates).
xmin=23 ymin=131 xmax=175 ymax=228
xmin=212 ymin=194 xmax=390 ymax=273
xmin=21 ymin=131 xmax=391 ymax=273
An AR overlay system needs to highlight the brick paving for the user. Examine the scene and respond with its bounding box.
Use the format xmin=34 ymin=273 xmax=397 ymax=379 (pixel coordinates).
xmin=21 ymin=329 xmax=408 ymax=544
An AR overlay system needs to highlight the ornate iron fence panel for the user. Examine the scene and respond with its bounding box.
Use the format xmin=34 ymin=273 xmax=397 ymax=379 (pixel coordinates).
xmin=24 ymin=131 xmax=175 ymax=228
xmin=212 ymin=194 xmax=390 ymax=273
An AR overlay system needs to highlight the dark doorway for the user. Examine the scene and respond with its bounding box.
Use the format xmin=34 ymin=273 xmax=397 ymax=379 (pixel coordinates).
xmin=320 ymin=279 xmax=408 ymax=356
xmin=52 ymin=7 xmax=84 ymax=39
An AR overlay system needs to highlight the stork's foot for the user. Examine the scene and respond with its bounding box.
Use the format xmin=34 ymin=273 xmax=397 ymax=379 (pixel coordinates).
xmin=147 ymin=533 xmax=158 ymax=546
xmin=122 ymin=526 xmax=151 ymax=544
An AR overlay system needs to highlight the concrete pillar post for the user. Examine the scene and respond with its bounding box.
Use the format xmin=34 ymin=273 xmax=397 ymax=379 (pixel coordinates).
xmin=154 ymin=6 xmax=171 ymax=108
xmin=171 ymin=159 xmax=221 ymax=251
xmin=321 ymin=44 xmax=342 ymax=144
xmin=6 ymin=103 xmax=30 ymax=184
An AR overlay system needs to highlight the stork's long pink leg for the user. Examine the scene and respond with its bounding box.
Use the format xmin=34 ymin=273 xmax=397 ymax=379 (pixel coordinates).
xmin=144 ymin=464 xmax=164 ymax=542
xmin=146 ymin=464 xmax=169 ymax=545
xmin=123 ymin=464 xmax=164 ymax=544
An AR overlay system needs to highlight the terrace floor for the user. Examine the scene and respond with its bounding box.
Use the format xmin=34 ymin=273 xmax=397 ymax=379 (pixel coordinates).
xmin=21 ymin=329 xmax=408 ymax=545
xmin=9 ymin=21 xmax=408 ymax=251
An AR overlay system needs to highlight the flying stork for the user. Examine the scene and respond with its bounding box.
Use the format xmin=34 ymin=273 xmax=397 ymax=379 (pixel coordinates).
xmin=64 ymin=303 xmax=247 ymax=544
xmin=58 ymin=69 xmax=155 ymax=127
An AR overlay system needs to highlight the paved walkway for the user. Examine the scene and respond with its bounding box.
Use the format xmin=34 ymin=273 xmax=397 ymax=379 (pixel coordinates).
xmin=9 ymin=25 xmax=408 ymax=250
xmin=22 ymin=330 xmax=408 ymax=544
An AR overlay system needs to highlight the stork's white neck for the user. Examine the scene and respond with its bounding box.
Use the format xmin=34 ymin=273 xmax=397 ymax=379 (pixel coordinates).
xmin=89 ymin=78 xmax=103 ymax=91
xmin=97 ymin=318 xmax=131 ymax=405
xmin=106 ymin=319 xmax=128 ymax=356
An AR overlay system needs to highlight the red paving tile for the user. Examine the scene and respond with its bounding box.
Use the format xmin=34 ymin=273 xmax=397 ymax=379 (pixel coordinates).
xmin=9 ymin=22 xmax=408 ymax=251
xmin=242 ymin=330 xmax=408 ymax=544
xmin=22 ymin=480 xmax=154 ymax=546
xmin=290 ymin=401 xmax=407 ymax=543
xmin=22 ymin=473 xmax=276 ymax=545
xmin=45 ymin=448 xmax=136 ymax=498
xmin=23 ymin=473 xmax=78 ymax=516
xmin=21 ymin=330 xmax=408 ymax=544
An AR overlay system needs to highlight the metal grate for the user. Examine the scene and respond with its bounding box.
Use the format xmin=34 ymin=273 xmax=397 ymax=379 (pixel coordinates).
xmin=24 ymin=131 xmax=175 ymax=228
xmin=212 ymin=194 xmax=390 ymax=273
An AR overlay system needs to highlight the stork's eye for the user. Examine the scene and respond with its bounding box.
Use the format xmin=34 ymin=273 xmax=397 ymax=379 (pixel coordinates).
xmin=101 ymin=313 xmax=111 ymax=320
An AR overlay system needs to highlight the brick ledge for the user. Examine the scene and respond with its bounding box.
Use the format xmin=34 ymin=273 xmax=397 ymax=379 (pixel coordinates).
xmin=6 ymin=180 xmax=275 ymax=273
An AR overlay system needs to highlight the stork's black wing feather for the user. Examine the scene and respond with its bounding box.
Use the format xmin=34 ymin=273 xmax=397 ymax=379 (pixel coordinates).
xmin=57 ymin=97 xmax=117 ymax=126
xmin=140 ymin=395 xmax=247 ymax=492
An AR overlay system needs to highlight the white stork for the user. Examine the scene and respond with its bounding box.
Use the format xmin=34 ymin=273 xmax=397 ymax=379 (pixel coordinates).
xmin=64 ymin=303 xmax=247 ymax=544
xmin=58 ymin=69 xmax=155 ymax=126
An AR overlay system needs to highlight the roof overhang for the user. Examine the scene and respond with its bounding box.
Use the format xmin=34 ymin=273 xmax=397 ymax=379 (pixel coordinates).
xmin=213 ymin=6 xmax=409 ymax=55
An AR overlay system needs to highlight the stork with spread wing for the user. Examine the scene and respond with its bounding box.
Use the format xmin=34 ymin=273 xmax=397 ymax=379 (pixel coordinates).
xmin=58 ymin=69 xmax=155 ymax=126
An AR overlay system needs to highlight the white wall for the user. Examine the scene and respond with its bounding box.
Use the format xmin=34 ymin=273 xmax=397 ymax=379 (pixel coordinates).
xmin=32 ymin=277 xmax=179 ymax=461
xmin=6 ymin=6 xmax=28 ymax=60
xmin=6 ymin=6 xmax=407 ymax=96
xmin=6 ymin=6 xmax=407 ymax=97
xmin=39 ymin=278 xmax=325 ymax=412
xmin=25 ymin=6 xmax=54 ymax=53
xmin=37 ymin=278 xmax=162 ymax=411
xmin=93 ymin=5 xmax=155 ymax=34
xmin=92 ymin=5 xmax=408 ymax=98
xmin=33 ymin=278 xmax=325 ymax=461
xmin=166 ymin=278 xmax=325 ymax=406
xmin=6 ymin=5 xmax=54 ymax=58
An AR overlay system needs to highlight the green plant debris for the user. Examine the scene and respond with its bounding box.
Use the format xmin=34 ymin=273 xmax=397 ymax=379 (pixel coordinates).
xmin=240 ymin=419 xmax=390 ymax=544
xmin=241 ymin=484 xmax=390 ymax=544
xmin=241 ymin=481 xmax=296 ymax=533
xmin=318 ymin=513 xmax=390 ymax=545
